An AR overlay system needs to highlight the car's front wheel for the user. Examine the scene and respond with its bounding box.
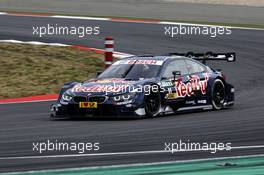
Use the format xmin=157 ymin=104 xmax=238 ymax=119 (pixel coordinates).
xmin=144 ymin=90 xmax=161 ymax=117
xmin=212 ymin=79 xmax=225 ymax=110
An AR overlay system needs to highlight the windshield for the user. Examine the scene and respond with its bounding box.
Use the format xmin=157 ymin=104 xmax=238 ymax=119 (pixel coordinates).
xmin=98 ymin=60 xmax=162 ymax=79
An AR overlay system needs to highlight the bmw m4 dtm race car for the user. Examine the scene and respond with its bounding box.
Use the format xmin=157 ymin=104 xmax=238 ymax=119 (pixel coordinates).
xmin=50 ymin=52 xmax=235 ymax=119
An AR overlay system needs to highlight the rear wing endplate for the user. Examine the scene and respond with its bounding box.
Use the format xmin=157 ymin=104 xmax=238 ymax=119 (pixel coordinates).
xmin=169 ymin=52 xmax=236 ymax=64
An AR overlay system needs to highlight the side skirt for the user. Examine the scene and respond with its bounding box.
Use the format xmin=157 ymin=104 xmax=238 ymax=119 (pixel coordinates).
xmin=177 ymin=105 xmax=213 ymax=111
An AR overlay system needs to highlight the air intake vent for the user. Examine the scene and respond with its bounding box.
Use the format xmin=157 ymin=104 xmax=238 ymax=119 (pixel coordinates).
xmin=89 ymin=96 xmax=107 ymax=104
xmin=73 ymin=96 xmax=87 ymax=103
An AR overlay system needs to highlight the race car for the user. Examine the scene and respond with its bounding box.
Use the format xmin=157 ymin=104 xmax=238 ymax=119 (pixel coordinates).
xmin=50 ymin=52 xmax=235 ymax=119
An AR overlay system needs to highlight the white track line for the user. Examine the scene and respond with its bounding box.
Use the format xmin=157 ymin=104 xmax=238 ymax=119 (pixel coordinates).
xmin=0 ymin=40 xmax=133 ymax=58
xmin=0 ymin=144 xmax=264 ymax=160
xmin=0 ymin=40 xmax=69 ymax=46
xmin=2 ymin=154 xmax=264 ymax=175
xmin=114 ymin=51 xmax=134 ymax=58
xmin=160 ymin=21 xmax=264 ymax=31
xmin=0 ymin=11 xmax=263 ymax=31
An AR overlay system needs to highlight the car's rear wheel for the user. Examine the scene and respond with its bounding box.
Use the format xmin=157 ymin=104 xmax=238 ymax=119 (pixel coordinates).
xmin=144 ymin=90 xmax=161 ymax=117
xmin=212 ymin=79 xmax=225 ymax=110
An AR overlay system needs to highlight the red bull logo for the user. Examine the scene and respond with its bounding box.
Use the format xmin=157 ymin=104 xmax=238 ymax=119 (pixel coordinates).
xmin=175 ymin=74 xmax=209 ymax=98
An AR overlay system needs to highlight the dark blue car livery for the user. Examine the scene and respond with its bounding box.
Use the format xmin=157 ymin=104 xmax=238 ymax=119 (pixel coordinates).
xmin=50 ymin=52 xmax=235 ymax=119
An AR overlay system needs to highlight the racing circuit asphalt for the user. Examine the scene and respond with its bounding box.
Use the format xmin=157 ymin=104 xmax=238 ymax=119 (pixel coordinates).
xmin=0 ymin=15 xmax=264 ymax=173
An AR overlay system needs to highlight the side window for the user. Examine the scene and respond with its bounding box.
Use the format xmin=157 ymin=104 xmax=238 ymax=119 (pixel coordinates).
xmin=162 ymin=60 xmax=188 ymax=78
xmin=185 ymin=60 xmax=206 ymax=74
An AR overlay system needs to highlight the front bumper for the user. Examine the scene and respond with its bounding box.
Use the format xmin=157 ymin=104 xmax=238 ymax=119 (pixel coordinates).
xmin=50 ymin=102 xmax=145 ymax=119
xmin=223 ymin=83 xmax=235 ymax=107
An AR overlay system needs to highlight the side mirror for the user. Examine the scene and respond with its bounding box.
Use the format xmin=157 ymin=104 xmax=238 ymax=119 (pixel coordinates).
xmin=227 ymin=54 xmax=235 ymax=62
xmin=172 ymin=71 xmax=181 ymax=81
xmin=96 ymin=71 xmax=102 ymax=77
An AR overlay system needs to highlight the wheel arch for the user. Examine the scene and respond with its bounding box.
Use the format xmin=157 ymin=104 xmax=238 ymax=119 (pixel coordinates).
xmin=143 ymin=82 xmax=162 ymax=117
xmin=211 ymin=77 xmax=226 ymax=110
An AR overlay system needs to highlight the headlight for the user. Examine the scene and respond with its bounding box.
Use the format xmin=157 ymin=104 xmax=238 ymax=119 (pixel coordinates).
xmin=62 ymin=93 xmax=73 ymax=102
xmin=112 ymin=93 xmax=136 ymax=102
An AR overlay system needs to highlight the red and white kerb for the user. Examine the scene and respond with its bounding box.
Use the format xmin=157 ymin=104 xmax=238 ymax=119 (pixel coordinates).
xmin=104 ymin=37 xmax=114 ymax=68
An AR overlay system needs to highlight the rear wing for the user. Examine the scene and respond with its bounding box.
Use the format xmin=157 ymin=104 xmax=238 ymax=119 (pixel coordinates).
xmin=169 ymin=52 xmax=236 ymax=64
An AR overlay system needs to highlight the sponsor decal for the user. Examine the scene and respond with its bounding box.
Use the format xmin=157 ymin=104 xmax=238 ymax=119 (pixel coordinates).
xmin=185 ymin=100 xmax=195 ymax=105
xmin=197 ymin=100 xmax=207 ymax=104
xmin=160 ymin=80 xmax=174 ymax=87
xmin=113 ymin=59 xmax=163 ymax=65
xmin=71 ymin=84 xmax=129 ymax=93
xmin=166 ymin=93 xmax=177 ymax=99
xmin=174 ymin=74 xmax=209 ymax=98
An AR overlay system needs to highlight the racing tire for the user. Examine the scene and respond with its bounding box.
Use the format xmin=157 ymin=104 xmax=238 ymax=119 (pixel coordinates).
xmin=144 ymin=88 xmax=161 ymax=117
xmin=212 ymin=79 xmax=225 ymax=110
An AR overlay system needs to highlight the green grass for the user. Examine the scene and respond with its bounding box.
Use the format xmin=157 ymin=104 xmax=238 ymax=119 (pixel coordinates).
xmin=0 ymin=43 xmax=104 ymax=99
